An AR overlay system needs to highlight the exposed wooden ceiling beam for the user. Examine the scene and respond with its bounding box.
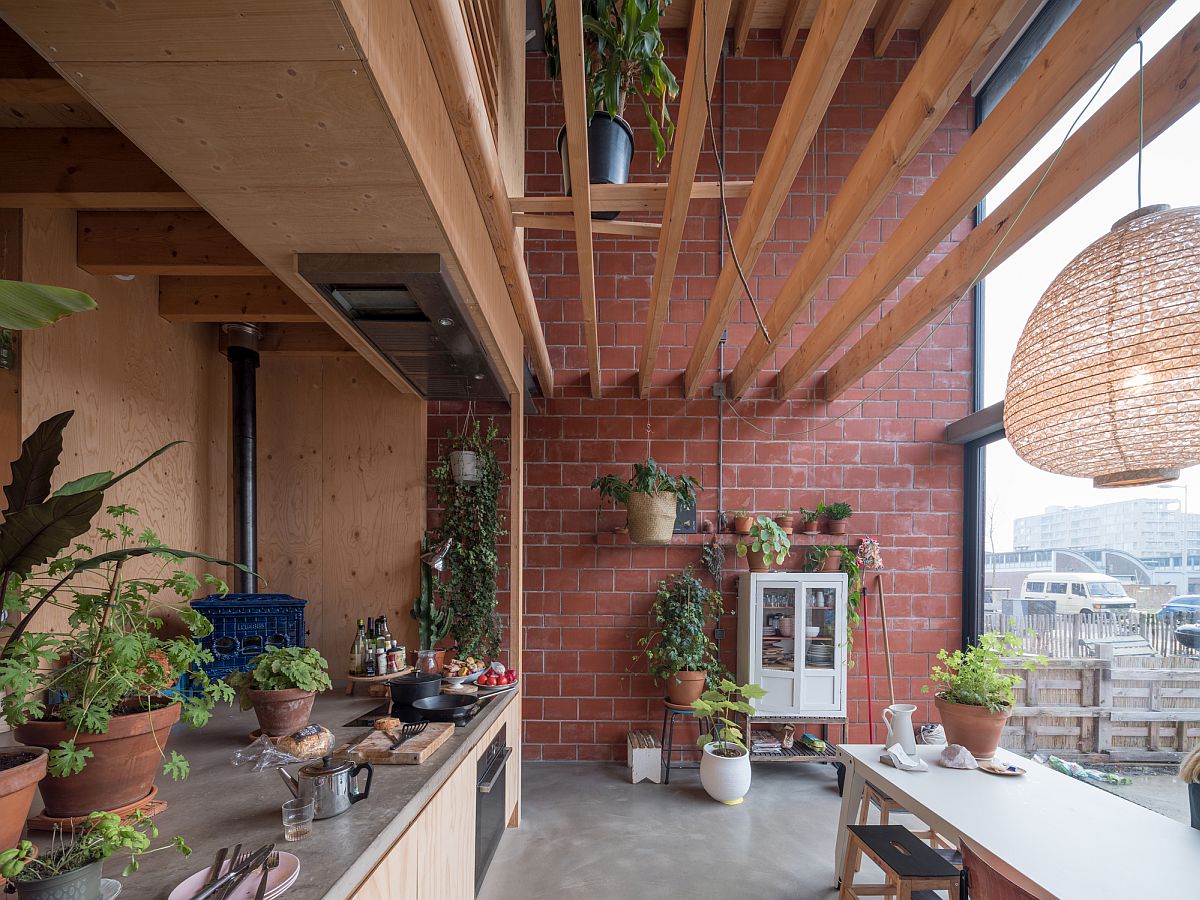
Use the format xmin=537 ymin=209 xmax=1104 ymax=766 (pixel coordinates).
xmin=681 ymin=0 xmax=875 ymax=399
xmin=920 ymin=0 xmax=952 ymax=45
xmin=0 ymin=128 xmax=197 ymax=208
xmin=217 ymin=323 xmax=353 ymax=355
xmin=77 ymin=210 xmax=269 ymax=276
xmin=410 ymin=0 xmax=555 ymax=397
xmin=509 ymin=180 xmax=753 ymax=214
xmin=639 ymin=0 xmax=732 ymax=398
xmin=0 ymin=24 xmax=106 ymax=127
xmin=873 ymin=0 xmax=912 ymax=57
xmin=725 ymin=0 xmax=1026 ymax=400
xmin=159 ymin=275 xmax=321 ymax=323
xmin=774 ymin=0 xmax=1173 ymax=399
xmin=823 ymin=11 xmax=1200 ymax=400
xmin=732 ymin=0 xmax=759 ymax=56
xmin=779 ymin=0 xmax=809 ymax=56
xmin=512 ymin=212 xmax=662 ymax=238
xmin=0 ymin=78 xmax=83 ymax=105
xmin=556 ymin=0 xmax=601 ymax=397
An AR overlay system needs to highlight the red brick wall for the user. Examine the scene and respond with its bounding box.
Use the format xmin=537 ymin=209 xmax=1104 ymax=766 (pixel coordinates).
xmin=432 ymin=27 xmax=974 ymax=760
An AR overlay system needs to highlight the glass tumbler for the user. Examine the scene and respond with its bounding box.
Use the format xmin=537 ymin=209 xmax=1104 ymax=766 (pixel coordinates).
xmin=282 ymin=798 xmax=314 ymax=842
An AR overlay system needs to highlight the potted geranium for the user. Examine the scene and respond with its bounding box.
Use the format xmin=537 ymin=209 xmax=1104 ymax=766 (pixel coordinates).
xmin=639 ymin=569 xmax=723 ymax=706
xmin=799 ymin=507 xmax=821 ymax=535
xmin=0 ymin=811 xmax=188 ymax=900
xmin=691 ymin=679 xmax=767 ymax=805
xmin=923 ymin=632 xmax=1045 ymax=760
xmin=592 ymin=459 xmax=698 ymax=545
xmin=736 ymin=516 xmax=790 ymax=572
xmin=822 ymin=501 xmax=854 ymax=535
xmin=544 ymin=0 xmax=679 ymax=219
xmin=0 ymin=412 xmax=243 ymax=818
xmin=227 ymin=646 xmax=333 ymax=738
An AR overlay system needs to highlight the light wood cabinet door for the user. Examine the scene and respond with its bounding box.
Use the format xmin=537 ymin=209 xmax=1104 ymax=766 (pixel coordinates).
xmin=352 ymin=824 xmax=418 ymax=900
xmin=415 ymin=757 xmax=476 ymax=900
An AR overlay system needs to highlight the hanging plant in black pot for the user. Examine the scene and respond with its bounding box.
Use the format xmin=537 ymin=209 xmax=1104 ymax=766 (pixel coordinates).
xmin=544 ymin=0 xmax=679 ymax=220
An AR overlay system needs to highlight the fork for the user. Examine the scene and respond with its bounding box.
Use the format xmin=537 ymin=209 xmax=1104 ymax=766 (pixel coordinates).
xmin=390 ymin=721 xmax=428 ymax=750
xmin=213 ymin=847 xmax=248 ymax=900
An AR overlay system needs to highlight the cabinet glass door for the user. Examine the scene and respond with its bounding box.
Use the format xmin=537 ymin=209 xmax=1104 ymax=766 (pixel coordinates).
xmin=802 ymin=585 xmax=837 ymax=671
xmin=760 ymin=585 xmax=798 ymax=674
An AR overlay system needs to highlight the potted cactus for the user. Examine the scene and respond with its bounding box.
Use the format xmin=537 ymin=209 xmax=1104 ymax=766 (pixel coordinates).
xmin=411 ymin=535 xmax=453 ymax=671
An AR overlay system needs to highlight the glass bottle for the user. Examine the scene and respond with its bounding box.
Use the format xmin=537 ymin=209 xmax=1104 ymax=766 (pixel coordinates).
xmin=350 ymin=618 xmax=369 ymax=676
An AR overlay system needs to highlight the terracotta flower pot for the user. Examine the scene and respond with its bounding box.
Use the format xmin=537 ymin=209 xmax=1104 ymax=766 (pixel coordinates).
xmin=801 ymin=520 xmax=820 ymax=535
xmin=819 ymin=550 xmax=843 ymax=572
xmin=934 ymin=695 xmax=1011 ymax=760
xmin=15 ymin=702 xmax=181 ymax=818
xmin=248 ymin=688 xmax=316 ymax=737
xmin=665 ymin=670 xmax=706 ymax=706
xmin=746 ymin=548 xmax=774 ymax=572
xmin=733 ymin=516 xmax=753 ymax=535
xmin=775 ymin=515 xmax=794 ymax=535
xmin=827 ymin=519 xmax=848 ymax=535
xmin=0 ymin=748 xmax=47 ymax=852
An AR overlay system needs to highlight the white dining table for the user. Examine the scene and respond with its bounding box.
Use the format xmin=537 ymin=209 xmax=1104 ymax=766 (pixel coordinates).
xmin=835 ymin=743 xmax=1200 ymax=899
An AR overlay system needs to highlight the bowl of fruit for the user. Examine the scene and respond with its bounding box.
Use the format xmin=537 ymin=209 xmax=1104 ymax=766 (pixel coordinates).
xmin=476 ymin=661 xmax=518 ymax=693
xmin=442 ymin=656 xmax=487 ymax=685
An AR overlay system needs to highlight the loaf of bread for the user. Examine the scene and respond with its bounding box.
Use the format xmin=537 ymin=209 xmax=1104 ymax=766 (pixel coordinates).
xmin=373 ymin=716 xmax=404 ymax=737
xmin=277 ymin=724 xmax=334 ymax=759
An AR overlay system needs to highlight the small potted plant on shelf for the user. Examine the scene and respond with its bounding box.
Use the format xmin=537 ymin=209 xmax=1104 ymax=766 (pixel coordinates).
xmin=227 ymin=645 xmax=333 ymax=738
xmin=923 ymin=631 xmax=1045 ymax=760
xmin=0 ymin=413 xmax=244 ymax=819
xmin=774 ymin=510 xmax=795 ymax=535
xmin=736 ymin=516 xmax=790 ymax=573
xmin=591 ymin=459 xmax=699 ymax=545
xmin=799 ymin=507 xmax=821 ymax=535
xmin=730 ymin=510 xmax=752 ymax=535
xmin=691 ymin=679 xmax=767 ymax=805
xmin=639 ymin=569 xmax=724 ymax=706
xmin=822 ymin=501 xmax=854 ymax=535
xmin=543 ymin=0 xmax=679 ymax=219
xmin=0 ymin=811 xmax=188 ymax=900
xmin=806 ymin=543 xmax=844 ymax=573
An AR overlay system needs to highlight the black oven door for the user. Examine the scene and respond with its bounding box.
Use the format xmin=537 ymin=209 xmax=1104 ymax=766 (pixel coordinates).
xmin=475 ymin=723 xmax=511 ymax=894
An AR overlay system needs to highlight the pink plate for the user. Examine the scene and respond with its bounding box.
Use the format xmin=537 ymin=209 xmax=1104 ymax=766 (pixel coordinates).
xmin=167 ymin=851 xmax=300 ymax=900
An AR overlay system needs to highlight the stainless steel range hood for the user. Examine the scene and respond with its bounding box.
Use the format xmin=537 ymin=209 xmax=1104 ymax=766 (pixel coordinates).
xmin=298 ymin=253 xmax=508 ymax=402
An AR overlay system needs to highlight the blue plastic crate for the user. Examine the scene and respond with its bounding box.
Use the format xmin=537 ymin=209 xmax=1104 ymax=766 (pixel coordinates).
xmin=187 ymin=593 xmax=307 ymax=687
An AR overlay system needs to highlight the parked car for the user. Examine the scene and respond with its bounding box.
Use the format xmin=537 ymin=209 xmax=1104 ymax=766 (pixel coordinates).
xmin=1176 ymin=623 xmax=1200 ymax=652
xmin=1157 ymin=595 xmax=1200 ymax=621
xmin=1019 ymin=573 xmax=1137 ymax=618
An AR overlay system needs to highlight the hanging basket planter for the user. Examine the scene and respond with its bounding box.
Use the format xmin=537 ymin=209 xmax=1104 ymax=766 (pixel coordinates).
xmin=625 ymin=491 xmax=677 ymax=545
xmin=449 ymin=450 xmax=480 ymax=484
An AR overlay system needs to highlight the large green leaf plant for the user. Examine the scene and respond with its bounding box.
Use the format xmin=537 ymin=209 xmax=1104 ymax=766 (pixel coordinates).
xmin=544 ymin=0 xmax=681 ymax=162
xmin=0 ymin=411 xmax=247 ymax=779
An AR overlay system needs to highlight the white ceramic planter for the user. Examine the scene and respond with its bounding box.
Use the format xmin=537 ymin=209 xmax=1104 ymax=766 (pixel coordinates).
xmin=699 ymin=742 xmax=751 ymax=805
xmin=449 ymin=450 xmax=479 ymax=484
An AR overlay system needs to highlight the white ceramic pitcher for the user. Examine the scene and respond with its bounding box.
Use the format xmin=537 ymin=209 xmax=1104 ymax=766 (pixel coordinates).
xmin=882 ymin=703 xmax=917 ymax=755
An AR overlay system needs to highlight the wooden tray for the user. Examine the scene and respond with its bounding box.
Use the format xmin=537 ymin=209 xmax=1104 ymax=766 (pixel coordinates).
xmin=344 ymin=667 xmax=414 ymax=695
xmin=335 ymin=723 xmax=455 ymax=764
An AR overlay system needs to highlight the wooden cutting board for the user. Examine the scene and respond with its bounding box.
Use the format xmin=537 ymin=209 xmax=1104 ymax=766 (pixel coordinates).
xmin=335 ymin=723 xmax=455 ymax=764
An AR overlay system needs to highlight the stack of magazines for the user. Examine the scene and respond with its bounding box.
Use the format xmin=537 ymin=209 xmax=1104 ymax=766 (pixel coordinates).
xmin=750 ymin=731 xmax=782 ymax=754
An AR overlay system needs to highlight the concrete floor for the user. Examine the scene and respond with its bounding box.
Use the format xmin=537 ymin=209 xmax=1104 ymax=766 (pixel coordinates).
xmin=480 ymin=761 xmax=850 ymax=900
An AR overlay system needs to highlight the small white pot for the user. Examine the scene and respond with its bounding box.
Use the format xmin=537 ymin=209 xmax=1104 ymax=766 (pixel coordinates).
xmin=699 ymin=742 xmax=751 ymax=804
xmin=449 ymin=450 xmax=479 ymax=483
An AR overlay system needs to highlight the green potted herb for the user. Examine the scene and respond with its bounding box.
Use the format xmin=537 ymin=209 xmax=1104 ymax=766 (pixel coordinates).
xmin=923 ymin=632 xmax=1045 ymax=760
xmin=730 ymin=510 xmax=752 ymax=535
xmin=639 ymin=569 xmax=724 ymax=706
xmin=691 ymin=679 xmax=767 ymax=804
xmin=227 ymin=646 xmax=332 ymax=738
xmin=0 ymin=414 xmax=244 ymax=819
xmin=544 ymin=0 xmax=680 ymax=217
xmin=774 ymin=510 xmax=795 ymax=535
xmin=736 ymin=515 xmax=790 ymax=572
xmin=0 ymin=811 xmax=188 ymax=900
xmin=821 ymin=501 xmax=854 ymax=535
xmin=799 ymin=507 xmax=821 ymax=535
xmin=591 ymin=459 xmax=699 ymax=545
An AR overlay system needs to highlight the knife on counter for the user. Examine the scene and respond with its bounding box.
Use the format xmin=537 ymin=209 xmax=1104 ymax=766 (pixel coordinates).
xmin=192 ymin=844 xmax=275 ymax=900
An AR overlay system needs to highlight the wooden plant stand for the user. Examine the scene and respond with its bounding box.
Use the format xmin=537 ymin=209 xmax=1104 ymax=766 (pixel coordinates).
xmin=345 ymin=667 xmax=413 ymax=696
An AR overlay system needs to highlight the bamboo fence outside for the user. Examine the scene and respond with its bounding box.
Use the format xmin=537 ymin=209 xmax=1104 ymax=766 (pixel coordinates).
xmin=985 ymin=610 xmax=1200 ymax=659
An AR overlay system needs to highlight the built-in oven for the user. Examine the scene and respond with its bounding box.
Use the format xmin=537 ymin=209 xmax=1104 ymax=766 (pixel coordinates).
xmin=475 ymin=723 xmax=511 ymax=894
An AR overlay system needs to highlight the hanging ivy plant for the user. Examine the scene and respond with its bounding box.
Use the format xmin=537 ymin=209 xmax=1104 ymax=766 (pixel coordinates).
xmin=431 ymin=419 xmax=506 ymax=659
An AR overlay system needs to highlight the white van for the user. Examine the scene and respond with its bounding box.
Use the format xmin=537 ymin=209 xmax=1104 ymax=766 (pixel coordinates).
xmin=1019 ymin=573 xmax=1137 ymax=618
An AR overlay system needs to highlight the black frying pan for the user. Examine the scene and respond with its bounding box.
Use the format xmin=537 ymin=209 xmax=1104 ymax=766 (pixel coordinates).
xmin=411 ymin=694 xmax=477 ymax=722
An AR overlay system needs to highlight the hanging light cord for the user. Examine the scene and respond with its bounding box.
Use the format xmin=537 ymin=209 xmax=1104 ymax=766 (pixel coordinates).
xmin=1136 ymin=29 xmax=1145 ymax=208
xmin=723 ymin=46 xmax=1125 ymax=441
xmin=700 ymin=0 xmax=770 ymax=343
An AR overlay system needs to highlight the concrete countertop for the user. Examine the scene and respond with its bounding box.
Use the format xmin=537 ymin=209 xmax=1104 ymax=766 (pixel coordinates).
xmin=11 ymin=689 xmax=516 ymax=900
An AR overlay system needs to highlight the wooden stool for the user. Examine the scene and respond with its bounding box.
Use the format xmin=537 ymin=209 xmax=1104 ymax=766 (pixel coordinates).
xmin=839 ymin=824 xmax=962 ymax=900
xmin=626 ymin=730 xmax=662 ymax=784
xmin=858 ymin=783 xmax=954 ymax=853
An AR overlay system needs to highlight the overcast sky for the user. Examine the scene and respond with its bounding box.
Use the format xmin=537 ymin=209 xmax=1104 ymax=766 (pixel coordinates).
xmin=982 ymin=0 xmax=1200 ymax=552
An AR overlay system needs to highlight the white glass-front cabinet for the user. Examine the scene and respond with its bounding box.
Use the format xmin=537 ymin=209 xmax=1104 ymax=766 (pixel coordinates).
xmin=736 ymin=573 xmax=848 ymax=718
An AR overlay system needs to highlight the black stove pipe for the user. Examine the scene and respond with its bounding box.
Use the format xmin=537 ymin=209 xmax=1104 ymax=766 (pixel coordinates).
xmin=224 ymin=324 xmax=260 ymax=593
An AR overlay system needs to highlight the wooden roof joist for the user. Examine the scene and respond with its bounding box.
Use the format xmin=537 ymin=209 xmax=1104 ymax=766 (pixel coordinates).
xmin=638 ymin=0 xmax=732 ymax=397
xmin=872 ymin=0 xmax=913 ymax=58
xmin=773 ymin=0 xmax=1174 ymax=400
xmin=77 ymin=210 xmax=268 ymax=276
xmin=721 ymin=0 xmax=1027 ymax=400
xmin=677 ymin=0 xmax=875 ymax=400
xmin=823 ymin=11 xmax=1200 ymax=400
xmin=0 ymin=128 xmax=197 ymax=208
xmin=509 ymin=180 xmax=754 ymax=215
xmin=160 ymin=275 xmax=320 ymax=323
xmin=512 ymin=213 xmax=662 ymax=238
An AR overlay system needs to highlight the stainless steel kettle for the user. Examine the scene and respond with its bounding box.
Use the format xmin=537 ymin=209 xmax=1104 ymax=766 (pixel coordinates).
xmin=279 ymin=756 xmax=373 ymax=820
